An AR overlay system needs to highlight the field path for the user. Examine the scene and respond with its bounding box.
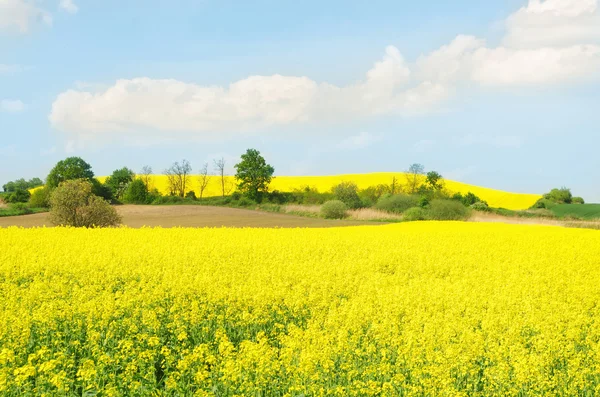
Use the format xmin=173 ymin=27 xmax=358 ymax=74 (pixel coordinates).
xmin=0 ymin=205 xmax=371 ymax=228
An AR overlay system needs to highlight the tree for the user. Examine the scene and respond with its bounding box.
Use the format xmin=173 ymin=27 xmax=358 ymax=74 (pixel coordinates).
xmin=425 ymin=171 xmax=444 ymax=191
xmin=332 ymin=181 xmax=362 ymax=209
xmin=6 ymin=189 xmax=31 ymax=203
xmin=140 ymin=166 xmax=153 ymax=189
xmin=198 ymin=162 xmax=212 ymax=199
xmin=390 ymin=176 xmax=400 ymax=195
xmin=123 ymin=179 xmax=148 ymax=204
xmin=49 ymin=179 xmax=121 ymax=227
xmin=543 ymin=187 xmax=573 ymax=204
xmin=405 ymin=163 xmax=425 ymax=194
xmin=47 ymin=157 xmax=95 ymax=189
xmin=164 ymin=160 xmax=192 ymax=197
xmin=234 ymin=149 xmax=275 ymax=201
xmin=105 ymin=167 xmax=136 ymax=200
xmin=3 ymin=177 xmax=44 ymax=192
xmin=214 ymin=157 xmax=228 ymax=197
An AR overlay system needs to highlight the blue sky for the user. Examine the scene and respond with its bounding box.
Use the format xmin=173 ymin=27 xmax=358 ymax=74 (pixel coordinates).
xmin=1 ymin=0 xmax=599 ymax=201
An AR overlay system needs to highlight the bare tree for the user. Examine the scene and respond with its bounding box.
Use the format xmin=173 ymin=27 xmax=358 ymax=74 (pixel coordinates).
xmin=214 ymin=157 xmax=227 ymax=197
xmin=164 ymin=160 xmax=192 ymax=197
xmin=405 ymin=163 xmax=425 ymax=194
xmin=390 ymin=176 xmax=399 ymax=195
xmin=198 ymin=162 xmax=212 ymax=199
xmin=140 ymin=165 xmax=153 ymax=189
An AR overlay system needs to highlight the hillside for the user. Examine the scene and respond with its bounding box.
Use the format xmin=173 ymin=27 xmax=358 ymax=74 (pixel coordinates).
xmin=98 ymin=172 xmax=540 ymax=210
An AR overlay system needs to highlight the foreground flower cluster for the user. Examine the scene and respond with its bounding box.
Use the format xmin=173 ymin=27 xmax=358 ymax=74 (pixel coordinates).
xmin=1 ymin=223 xmax=599 ymax=396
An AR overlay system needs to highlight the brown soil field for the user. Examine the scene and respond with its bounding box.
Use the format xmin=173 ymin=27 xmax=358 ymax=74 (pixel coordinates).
xmin=0 ymin=205 xmax=373 ymax=228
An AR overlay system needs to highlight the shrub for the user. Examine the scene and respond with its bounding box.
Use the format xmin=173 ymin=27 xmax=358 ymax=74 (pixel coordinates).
xmin=123 ymin=179 xmax=149 ymax=204
xmin=9 ymin=202 xmax=31 ymax=213
xmin=332 ymin=182 xmax=362 ymax=209
xmin=29 ymin=187 xmax=50 ymax=208
xmin=236 ymin=197 xmax=256 ymax=207
xmin=418 ymin=195 xmax=430 ymax=208
xmin=185 ymin=191 xmax=197 ymax=200
xmin=6 ymin=188 xmax=31 ymax=203
xmin=375 ymin=194 xmax=419 ymax=214
xmin=321 ymin=200 xmax=348 ymax=219
xmin=572 ymin=197 xmax=585 ymax=204
xmin=359 ymin=185 xmax=390 ymax=207
xmin=543 ymin=187 xmax=572 ymax=204
xmin=403 ymin=207 xmax=426 ymax=221
xmin=470 ymin=202 xmax=490 ymax=211
xmin=49 ymin=179 xmax=121 ymax=227
xmin=532 ymin=198 xmax=556 ymax=209
xmin=428 ymin=199 xmax=471 ymax=221
xmin=91 ymin=178 xmax=113 ymax=201
xmin=291 ymin=186 xmax=334 ymax=205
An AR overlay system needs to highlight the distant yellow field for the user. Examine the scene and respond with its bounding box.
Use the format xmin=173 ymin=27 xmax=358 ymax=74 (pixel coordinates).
xmin=98 ymin=172 xmax=540 ymax=210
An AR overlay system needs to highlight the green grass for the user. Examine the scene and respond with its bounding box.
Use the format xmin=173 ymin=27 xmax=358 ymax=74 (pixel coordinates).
xmin=0 ymin=206 xmax=47 ymax=217
xmin=550 ymin=204 xmax=600 ymax=220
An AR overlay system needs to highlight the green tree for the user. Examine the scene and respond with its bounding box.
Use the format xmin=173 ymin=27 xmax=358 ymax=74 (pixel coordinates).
xmin=49 ymin=179 xmax=121 ymax=227
xmin=234 ymin=149 xmax=275 ymax=201
xmin=405 ymin=163 xmax=425 ymax=194
xmin=332 ymin=181 xmax=362 ymax=209
xmin=47 ymin=157 xmax=95 ymax=189
xmin=105 ymin=167 xmax=136 ymax=199
xmin=425 ymin=171 xmax=444 ymax=191
xmin=123 ymin=179 xmax=149 ymax=204
xmin=6 ymin=189 xmax=31 ymax=203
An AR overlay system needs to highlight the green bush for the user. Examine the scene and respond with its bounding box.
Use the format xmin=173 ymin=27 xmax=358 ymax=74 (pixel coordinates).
xmin=236 ymin=197 xmax=256 ymax=207
xmin=428 ymin=199 xmax=471 ymax=221
xmin=123 ymin=179 xmax=149 ymax=204
xmin=49 ymin=179 xmax=121 ymax=227
xmin=291 ymin=186 xmax=334 ymax=205
xmin=403 ymin=207 xmax=426 ymax=221
xmin=29 ymin=187 xmax=50 ymax=208
xmin=6 ymin=188 xmax=31 ymax=203
xmin=332 ymin=182 xmax=362 ymax=209
xmin=451 ymin=192 xmax=487 ymax=207
xmin=572 ymin=197 xmax=585 ymax=204
xmin=321 ymin=200 xmax=348 ymax=219
xmin=375 ymin=194 xmax=419 ymax=214
xmin=532 ymin=198 xmax=557 ymax=209
xmin=470 ymin=201 xmax=490 ymax=211
xmin=543 ymin=187 xmax=572 ymax=204
xmin=185 ymin=191 xmax=197 ymax=200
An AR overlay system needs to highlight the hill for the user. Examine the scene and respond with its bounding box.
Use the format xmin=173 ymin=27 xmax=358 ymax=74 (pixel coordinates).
xmin=98 ymin=172 xmax=540 ymax=210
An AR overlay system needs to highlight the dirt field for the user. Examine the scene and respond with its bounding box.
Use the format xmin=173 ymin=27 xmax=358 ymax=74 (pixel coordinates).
xmin=0 ymin=205 xmax=372 ymax=228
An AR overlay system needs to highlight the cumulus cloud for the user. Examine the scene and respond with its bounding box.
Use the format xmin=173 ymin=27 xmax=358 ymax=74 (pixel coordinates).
xmin=0 ymin=0 xmax=52 ymax=33
xmin=1 ymin=99 xmax=25 ymax=112
xmin=49 ymin=51 xmax=448 ymax=142
xmin=59 ymin=0 xmax=78 ymax=14
xmin=49 ymin=0 xmax=600 ymax=144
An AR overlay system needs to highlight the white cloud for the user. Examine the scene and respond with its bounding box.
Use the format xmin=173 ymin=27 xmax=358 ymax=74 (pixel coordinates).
xmin=1 ymin=99 xmax=25 ymax=112
xmin=337 ymin=132 xmax=382 ymax=150
xmin=504 ymin=0 xmax=600 ymax=49
xmin=49 ymin=0 xmax=600 ymax=144
xmin=49 ymin=49 xmax=447 ymax=142
xmin=59 ymin=0 xmax=78 ymax=14
xmin=0 ymin=0 xmax=52 ymax=33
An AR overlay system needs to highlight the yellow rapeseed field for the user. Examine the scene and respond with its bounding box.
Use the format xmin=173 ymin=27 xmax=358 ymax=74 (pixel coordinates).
xmin=99 ymin=172 xmax=540 ymax=210
xmin=1 ymin=222 xmax=600 ymax=396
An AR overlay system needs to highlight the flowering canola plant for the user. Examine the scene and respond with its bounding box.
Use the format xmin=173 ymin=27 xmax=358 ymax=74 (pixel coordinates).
xmin=101 ymin=172 xmax=540 ymax=210
xmin=2 ymin=222 xmax=599 ymax=396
